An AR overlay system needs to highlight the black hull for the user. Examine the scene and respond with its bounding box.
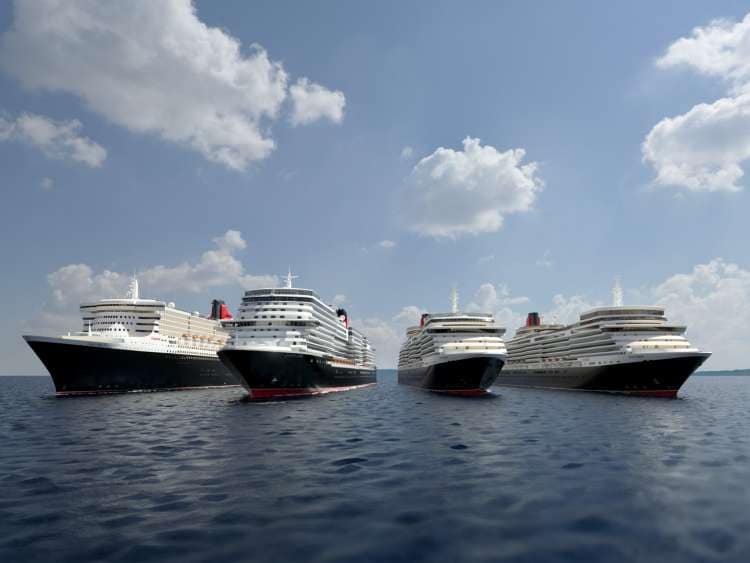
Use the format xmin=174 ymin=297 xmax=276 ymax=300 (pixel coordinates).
xmin=217 ymin=349 xmax=377 ymax=399
xmin=496 ymin=354 xmax=710 ymax=397
xmin=24 ymin=337 xmax=239 ymax=395
xmin=398 ymin=356 xmax=505 ymax=396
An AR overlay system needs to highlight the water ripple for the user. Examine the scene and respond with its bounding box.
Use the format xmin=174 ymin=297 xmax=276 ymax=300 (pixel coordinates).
xmin=1 ymin=374 xmax=750 ymax=562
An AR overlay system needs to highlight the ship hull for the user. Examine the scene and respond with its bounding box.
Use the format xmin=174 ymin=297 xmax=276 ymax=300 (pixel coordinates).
xmin=217 ymin=349 xmax=377 ymax=400
xmin=398 ymin=356 xmax=505 ymax=396
xmin=24 ymin=336 xmax=238 ymax=395
xmin=496 ymin=354 xmax=709 ymax=397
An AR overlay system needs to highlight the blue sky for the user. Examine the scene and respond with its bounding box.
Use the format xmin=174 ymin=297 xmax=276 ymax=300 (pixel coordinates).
xmin=2 ymin=0 xmax=750 ymax=371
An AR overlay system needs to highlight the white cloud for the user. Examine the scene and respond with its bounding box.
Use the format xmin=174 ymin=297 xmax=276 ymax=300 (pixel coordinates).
xmin=353 ymin=305 xmax=425 ymax=368
xmin=138 ymin=230 xmax=276 ymax=293
xmin=643 ymin=258 xmax=750 ymax=369
xmin=402 ymin=137 xmax=543 ymax=238
xmin=467 ymin=283 xmax=529 ymax=311
xmin=26 ymin=230 xmax=276 ymax=335
xmin=0 ymin=112 xmax=106 ymax=167
xmin=289 ymin=77 xmax=345 ymax=126
xmin=354 ymin=317 xmax=402 ymax=369
xmin=643 ymin=95 xmax=750 ymax=192
xmin=465 ymin=282 xmax=599 ymax=336
xmin=465 ymin=283 xmax=528 ymax=336
xmin=544 ymin=294 xmax=600 ymax=325
xmin=377 ymin=239 xmax=396 ymax=249
xmin=0 ymin=0 xmax=343 ymax=171
xmin=656 ymin=15 xmax=750 ymax=88
xmin=392 ymin=305 xmax=425 ymax=326
xmin=213 ymin=229 xmax=246 ymax=252
xmin=644 ymin=13 xmax=750 ymax=192
xmin=40 ymin=177 xmax=54 ymax=190
xmin=400 ymin=146 xmax=414 ymax=160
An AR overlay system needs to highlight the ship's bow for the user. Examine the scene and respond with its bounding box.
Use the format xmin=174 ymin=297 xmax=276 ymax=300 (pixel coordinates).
xmin=399 ymin=355 xmax=504 ymax=396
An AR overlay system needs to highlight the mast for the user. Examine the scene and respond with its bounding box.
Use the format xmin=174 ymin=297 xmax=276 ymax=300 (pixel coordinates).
xmin=450 ymin=287 xmax=459 ymax=313
xmin=127 ymin=276 xmax=139 ymax=301
xmin=612 ymin=277 xmax=623 ymax=307
xmin=284 ymin=267 xmax=298 ymax=289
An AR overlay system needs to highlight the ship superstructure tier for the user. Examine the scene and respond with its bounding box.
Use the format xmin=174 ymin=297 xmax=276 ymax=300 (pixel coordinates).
xmin=218 ymin=271 xmax=376 ymax=399
xmin=397 ymin=289 xmax=507 ymax=395
xmin=498 ymin=282 xmax=710 ymax=397
xmin=24 ymin=278 xmax=238 ymax=394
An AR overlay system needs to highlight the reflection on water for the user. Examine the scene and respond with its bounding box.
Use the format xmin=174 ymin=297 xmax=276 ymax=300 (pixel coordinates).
xmin=1 ymin=373 xmax=750 ymax=562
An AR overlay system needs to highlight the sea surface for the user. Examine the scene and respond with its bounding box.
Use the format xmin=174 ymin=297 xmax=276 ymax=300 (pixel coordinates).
xmin=1 ymin=372 xmax=750 ymax=563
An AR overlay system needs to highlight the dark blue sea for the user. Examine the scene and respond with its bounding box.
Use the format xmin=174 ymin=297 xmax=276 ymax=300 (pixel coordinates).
xmin=2 ymin=372 xmax=750 ymax=563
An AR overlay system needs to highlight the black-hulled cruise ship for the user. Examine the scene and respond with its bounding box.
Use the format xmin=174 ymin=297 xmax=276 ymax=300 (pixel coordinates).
xmin=397 ymin=289 xmax=507 ymax=396
xmin=217 ymin=271 xmax=376 ymax=399
xmin=23 ymin=278 xmax=238 ymax=395
xmin=498 ymin=282 xmax=710 ymax=397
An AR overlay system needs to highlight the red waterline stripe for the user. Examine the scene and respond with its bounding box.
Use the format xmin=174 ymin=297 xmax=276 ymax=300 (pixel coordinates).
xmin=247 ymin=382 xmax=376 ymax=400
xmin=399 ymin=382 xmax=491 ymax=397
xmin=621 ymin=389 xmax=678 ymax=398
xmin=495 ymin=383 xmax=679 ymax=398
xmin=428 ymin=388 xmax=490 ymax=397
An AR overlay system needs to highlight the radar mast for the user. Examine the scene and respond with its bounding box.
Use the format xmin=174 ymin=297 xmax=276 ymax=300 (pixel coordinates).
xmin=612 ymin=277 xmax=623 ymax=307
xmin=284 ymin=267 xmax=298 ymax=289
xmin=127 ymin=276 xmax=139 ymax=301
xmin=450 ymin=287 xmax=459 ymax=313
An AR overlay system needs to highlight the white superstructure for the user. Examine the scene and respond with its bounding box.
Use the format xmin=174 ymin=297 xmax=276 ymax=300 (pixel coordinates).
xmin=50 ymin=277 xmax=229 ymax=357
xmin=398 ymin=290 xmax=507 ymax=369
xmin=223 ymin=271 xmax=375 ymax=368
xmin=506 ymin=304 xmax=705 ymax=371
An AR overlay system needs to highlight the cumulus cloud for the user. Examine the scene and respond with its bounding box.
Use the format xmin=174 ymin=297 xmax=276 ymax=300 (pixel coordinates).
xmin=543 ymin=294 xmax=600 ymax=326
xmin=40 ymin=177 xmax=54 ymax=190
xmin=289 ymin=78 xmax=345 ymax=126
xmin=353 ymin=305 xmax=425 ymax=368
xmin=467 ymin=283 xmax=529 ymax=312
xmin=0 ymin=0 xmax=344 ymax=171
xmin=354 ymin=317 xmax=402 ymax=369
xmin=402 ymin=137 xmax=543 ymax=238
xmin=656 ymin=15 xmax=750 ymax=87
xmin=26 ymin=230 xmax=276 ymax=335
xmin=378 ymin=240 xmax=396 ymax=249
xmin=465 ymin=283 xmax=528 ymax=335
xmin=0 ymin=112 xmax=106 ymax=167
xmin=392 ymin=305 xmax=425 ymax=326
xmin=644 ymin=258 xmax=750 ymax=369
xmin=644 ymin=13 xmax=750 ymax=192
xmin=643 ymin=95 xmax=750 ymax=192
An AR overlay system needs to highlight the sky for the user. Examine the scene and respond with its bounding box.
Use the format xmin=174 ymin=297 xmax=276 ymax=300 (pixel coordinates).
xmin=2 ymin=0 xmax=750 ymax=372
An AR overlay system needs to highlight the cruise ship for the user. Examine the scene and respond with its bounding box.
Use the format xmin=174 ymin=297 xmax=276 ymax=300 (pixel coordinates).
xmin=217 ymin=271 xmax=377 ymax=399
xmin=23 ymin=278 xmax=238 ymax=395
xmin=397 ymin=289 xmax=507 ymax=396
xmin=498 ymin=282 xmax=710 ymax=397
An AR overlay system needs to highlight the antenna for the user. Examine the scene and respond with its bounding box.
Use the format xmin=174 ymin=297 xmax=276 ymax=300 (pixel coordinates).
xmin=612 ymin=277 xmax=623 ymax=307
xmin=284 ymin=267 xmax=298 ymax=289
xmin=127 ymin=275 xmax=139 ymax=300
xmin=450 ymin=287 xmax=459 ymax=313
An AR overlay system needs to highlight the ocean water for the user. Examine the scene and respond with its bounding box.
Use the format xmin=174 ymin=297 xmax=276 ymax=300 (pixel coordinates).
xmin=1 ymin=372 xmax=750 ymax=563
